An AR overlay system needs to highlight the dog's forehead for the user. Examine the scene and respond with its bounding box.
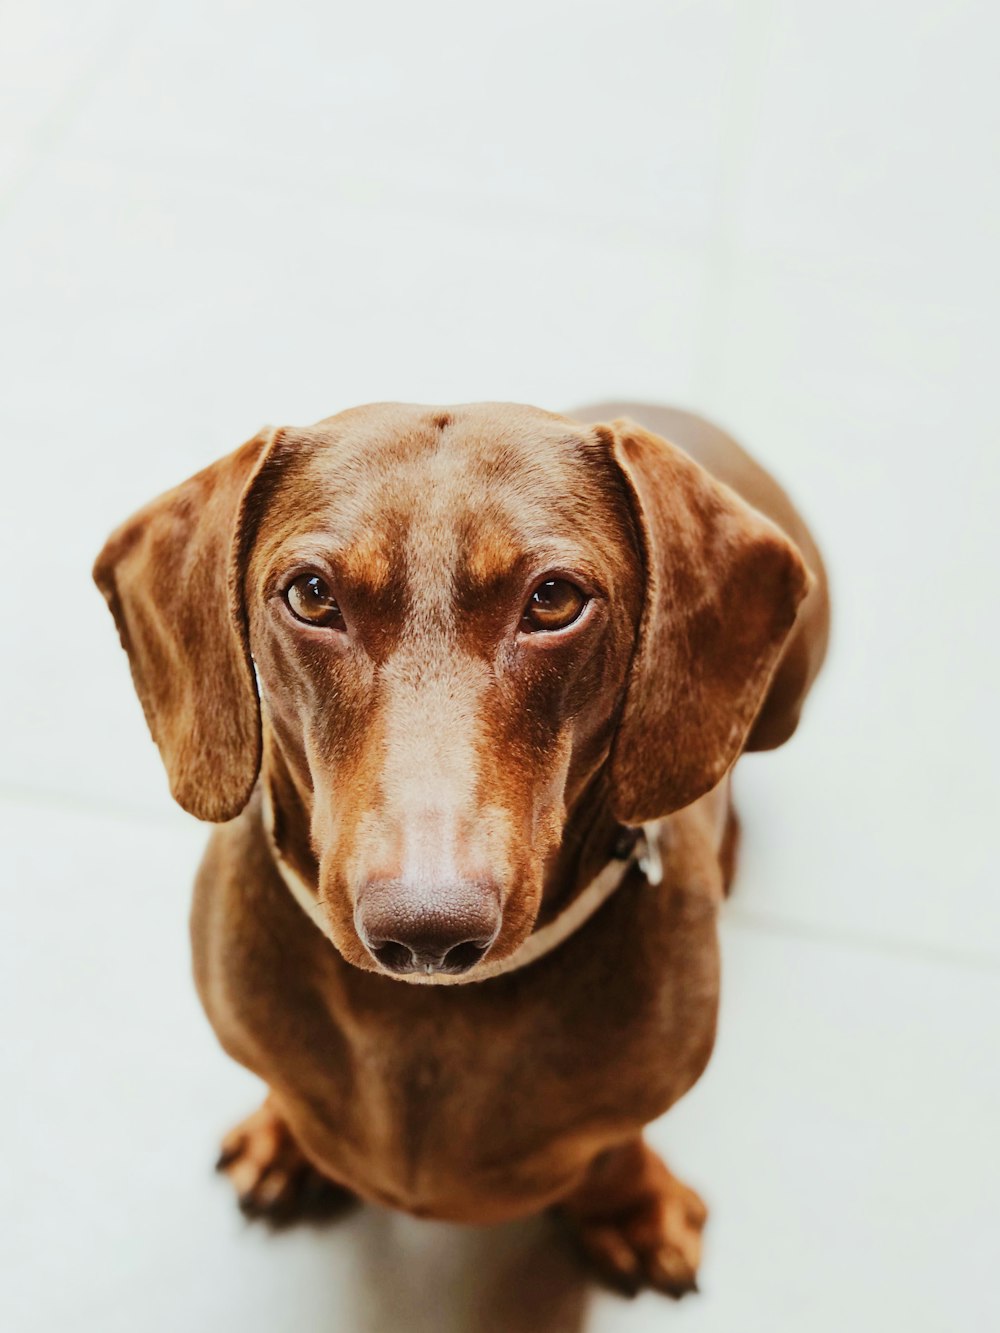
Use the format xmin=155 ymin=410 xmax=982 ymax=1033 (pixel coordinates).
xmin=305 ymin=401 xmax=592 ymax=502
xmin=263 ymin=404 xmax=623 ymax=587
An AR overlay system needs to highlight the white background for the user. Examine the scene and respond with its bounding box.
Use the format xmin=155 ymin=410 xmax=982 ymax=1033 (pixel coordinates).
xmin=1 ymin=2 xmax=997 ymax=1330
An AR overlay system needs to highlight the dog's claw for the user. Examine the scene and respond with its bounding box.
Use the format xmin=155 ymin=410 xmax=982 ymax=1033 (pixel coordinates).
xmin=560 ymin=1141 xmax=706 ymax=1298
xmin=215 ymin=1143 xmax=241 ymax=1172
xmin=216 ymin=1099 xmax=353 ymax=1224
xmin=574 ymin=1209 xmax=704 ymax=1299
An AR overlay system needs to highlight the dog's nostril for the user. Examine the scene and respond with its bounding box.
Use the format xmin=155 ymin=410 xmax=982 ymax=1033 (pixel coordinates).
xmin=370 ymin=938 xmax=489 ymax=975
xmin=441 ymin=940 xmax=488 ymax=973
xmin=367 ymin=935 xmax=492 ymax=976
xmin=372 ymin=941 xmax=415 ymax=974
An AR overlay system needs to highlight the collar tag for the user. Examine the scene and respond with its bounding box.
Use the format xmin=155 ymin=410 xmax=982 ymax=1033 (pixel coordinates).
xmin=637 ymin=823 xmax=664 ymax=886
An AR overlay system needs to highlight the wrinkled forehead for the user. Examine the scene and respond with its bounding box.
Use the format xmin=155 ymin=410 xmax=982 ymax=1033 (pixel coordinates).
xmin=252 ymin=403 xmax=636 ymax=596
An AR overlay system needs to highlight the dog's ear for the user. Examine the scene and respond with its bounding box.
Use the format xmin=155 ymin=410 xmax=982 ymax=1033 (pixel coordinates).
xmin=602 ymin=419 xmax=812 ymax=824
xmin=94 ymin=427 xmax=284 ymax=822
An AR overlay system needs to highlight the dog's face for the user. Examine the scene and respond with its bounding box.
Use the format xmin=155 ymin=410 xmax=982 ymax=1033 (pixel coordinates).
xmin=244 ymin=404 xmax=642 ymax=974
xmin=95 ymin=402 xmax=809 ymax=980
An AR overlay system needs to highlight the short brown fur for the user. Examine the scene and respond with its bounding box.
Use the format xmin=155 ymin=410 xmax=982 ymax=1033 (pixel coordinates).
xmin=94 ymin=400 xmax=828 ymax=1296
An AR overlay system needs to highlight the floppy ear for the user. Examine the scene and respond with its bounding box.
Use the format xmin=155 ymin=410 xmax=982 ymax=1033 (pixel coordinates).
xmin=603 ymin=419 xmax=812 ymax=824
xmin=93 ymin=427 xmax=282 ymax=822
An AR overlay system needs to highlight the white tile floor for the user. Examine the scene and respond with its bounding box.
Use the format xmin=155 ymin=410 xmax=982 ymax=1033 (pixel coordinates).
xmin=1 ymin=2 xmax=997 ymax=1329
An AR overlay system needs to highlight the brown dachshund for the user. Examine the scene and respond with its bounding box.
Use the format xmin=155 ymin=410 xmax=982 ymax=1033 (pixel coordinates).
xmin=94 ymin=401 xmax=828 ymax=1297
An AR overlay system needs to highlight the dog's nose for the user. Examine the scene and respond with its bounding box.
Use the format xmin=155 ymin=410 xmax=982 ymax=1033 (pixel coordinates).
xmin=355 ymin=879 xmax=501 ymax=976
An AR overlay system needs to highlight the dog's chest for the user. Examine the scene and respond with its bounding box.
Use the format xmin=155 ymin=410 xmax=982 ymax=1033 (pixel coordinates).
xmin=197 ymin=823 xmax=720 ymax=1221
xmin=288 ymin=880 xmax=720 ymax=1218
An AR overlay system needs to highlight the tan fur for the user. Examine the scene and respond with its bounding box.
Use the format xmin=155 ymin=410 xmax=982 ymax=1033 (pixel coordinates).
xmin=94 ymin=400 xmax=829 ymax=1295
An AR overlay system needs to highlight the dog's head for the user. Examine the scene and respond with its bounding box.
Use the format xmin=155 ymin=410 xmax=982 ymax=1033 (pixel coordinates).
xmin=95 ymin=403 xmax=808 ymax=978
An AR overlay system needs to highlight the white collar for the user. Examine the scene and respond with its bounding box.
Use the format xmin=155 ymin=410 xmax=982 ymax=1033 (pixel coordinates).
xmin=260 ymin=785 xmax=664 ymax=986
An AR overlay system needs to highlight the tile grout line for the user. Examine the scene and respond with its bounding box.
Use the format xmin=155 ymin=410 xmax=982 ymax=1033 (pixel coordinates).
xmin=691 ymin=0 xmax=777 ymax=407
xmin=3 ymin=135 xmax=713 ymax=263
xmin=0 ymin=781 xmax=186 ymax=830
xmin=724 ymin=903 xmax=1000 ymax=977
xmin=0 ymin=4 xmax=152 ymax=225
xmin=2 ymin=781 xmax=996 ymax=977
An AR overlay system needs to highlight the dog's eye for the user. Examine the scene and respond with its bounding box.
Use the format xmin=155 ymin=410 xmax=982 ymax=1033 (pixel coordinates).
xmin=285 ymin=573 xmax=346 ymax=629
xmin=521 ymin=579 xmax=587 ymax=633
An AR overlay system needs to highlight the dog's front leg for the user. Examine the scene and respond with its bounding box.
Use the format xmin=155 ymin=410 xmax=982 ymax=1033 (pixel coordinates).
xmin=556 ymin=1137 xmax=707 ymax=1297
xmin=215 ymin=1094 xmax=353 ymax=1222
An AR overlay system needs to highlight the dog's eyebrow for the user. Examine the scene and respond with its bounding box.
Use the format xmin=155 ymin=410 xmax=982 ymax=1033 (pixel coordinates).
xmin=267 ymin=533 xmax=395 ymax=592
xmin=526 ymin=546 xmax=608 ymax=593
xmin=460 ymin=534 xmax=607 ymax=595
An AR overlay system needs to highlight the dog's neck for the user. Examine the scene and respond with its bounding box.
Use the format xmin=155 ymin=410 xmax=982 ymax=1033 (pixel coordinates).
xmin=533 ymin=767 xmax=633 ymax=925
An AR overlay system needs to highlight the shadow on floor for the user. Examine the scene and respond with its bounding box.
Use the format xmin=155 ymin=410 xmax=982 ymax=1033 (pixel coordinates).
xmin=312 ymin=1205 xmax=593 ymax=1333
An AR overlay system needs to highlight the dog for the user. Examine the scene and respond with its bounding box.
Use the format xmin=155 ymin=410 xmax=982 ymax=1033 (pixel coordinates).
xmin=94 ymin=400 xmax=828 ymax=1296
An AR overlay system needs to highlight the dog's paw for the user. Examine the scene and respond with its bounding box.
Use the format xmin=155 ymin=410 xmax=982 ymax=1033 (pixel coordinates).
xmin=573 ymin=1187 xmax=705 ymax=1297
xmin=215 ymin=1100 xmax=352 ymax=1222
xmin=560 ymin=1142 xmax=706 ymax=1298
